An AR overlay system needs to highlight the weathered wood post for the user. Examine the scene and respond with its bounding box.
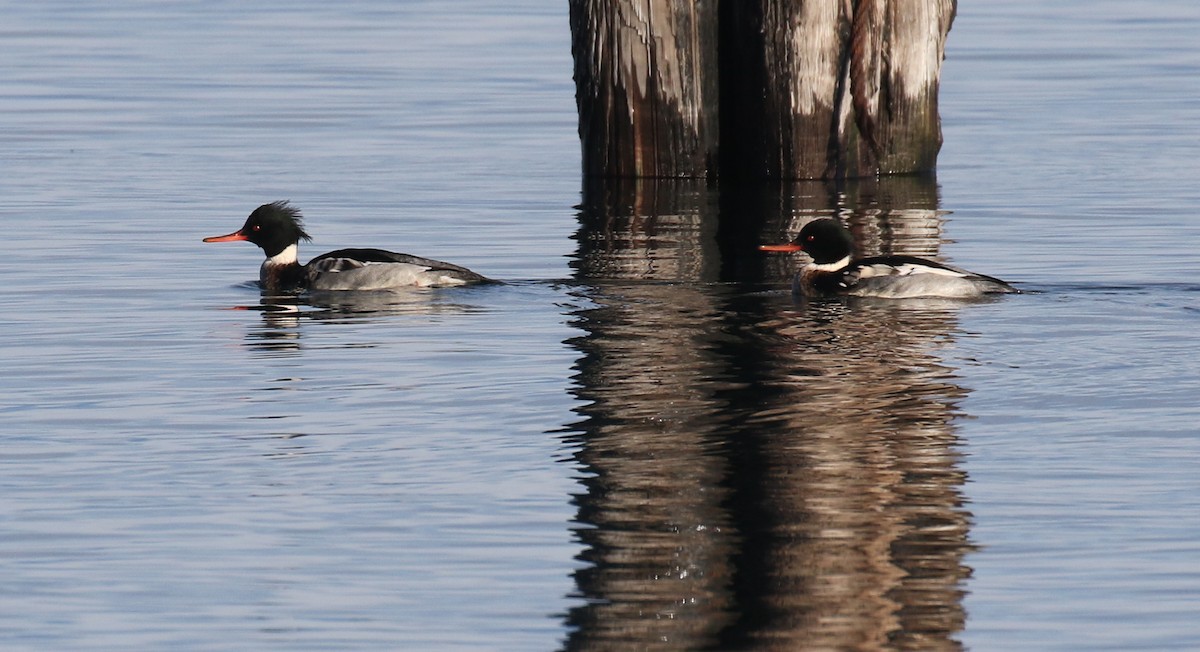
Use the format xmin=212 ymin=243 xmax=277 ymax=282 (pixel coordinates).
xmin=569 ymin=0 xmax=956 ymax=179
xmin=568 ymin=0 xmax=720 ymax=178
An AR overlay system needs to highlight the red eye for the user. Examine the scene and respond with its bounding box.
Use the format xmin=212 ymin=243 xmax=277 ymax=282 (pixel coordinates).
xmin=252 ymin=225 xmax=261 ymax=231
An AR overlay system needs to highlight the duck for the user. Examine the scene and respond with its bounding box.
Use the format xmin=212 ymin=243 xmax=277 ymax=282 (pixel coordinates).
xmin=203 ymin=201 xmax=493 ymax=292
xmin=759 ymin=218 xmax=1019 ymax=298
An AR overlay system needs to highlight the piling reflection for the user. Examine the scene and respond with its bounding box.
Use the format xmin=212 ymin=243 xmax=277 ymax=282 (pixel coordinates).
xmin=564 ymin=176 xmax=973 ymax=650
xmin=573 ymin=175 xmax=945 ymax=284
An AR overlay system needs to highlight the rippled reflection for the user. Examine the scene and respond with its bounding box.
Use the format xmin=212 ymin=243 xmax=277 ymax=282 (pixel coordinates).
xmin=564 ymin=176 xmax=973 ymax=650
xmin=234 ymin=289 xmax=493 ymax=354
xmin=573 ymin=175 xmax=946 ymax=285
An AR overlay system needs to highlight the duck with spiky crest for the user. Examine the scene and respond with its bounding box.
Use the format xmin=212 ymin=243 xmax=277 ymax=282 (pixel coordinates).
xmin=204 ymin=201 xmax=493 ymax=292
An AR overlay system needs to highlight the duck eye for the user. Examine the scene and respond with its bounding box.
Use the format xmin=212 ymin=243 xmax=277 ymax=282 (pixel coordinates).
xmin=252 ymin=225 xmax=261 ymax=232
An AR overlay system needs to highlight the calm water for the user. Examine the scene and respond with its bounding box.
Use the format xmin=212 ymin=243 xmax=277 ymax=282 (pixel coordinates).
xmin=2 ymin=1 xmax=1200 ymax=650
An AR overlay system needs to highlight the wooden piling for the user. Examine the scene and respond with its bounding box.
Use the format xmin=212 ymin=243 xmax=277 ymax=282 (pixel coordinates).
xmin=568 ymin=0 xmax=720 ymax=178
xmin=569 ymin=0 xmax=956 ymax=180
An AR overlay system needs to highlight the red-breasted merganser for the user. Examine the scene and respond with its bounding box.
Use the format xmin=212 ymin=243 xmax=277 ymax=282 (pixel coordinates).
xmin=760 ymin=218 xmax=1019 ymax=298
xmin=203 ymin=201 xmax=493 ymax=292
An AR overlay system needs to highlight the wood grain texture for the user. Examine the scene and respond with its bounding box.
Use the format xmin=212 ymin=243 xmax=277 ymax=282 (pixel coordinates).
xmin=570 ymin=0 xmax=956 ymax=179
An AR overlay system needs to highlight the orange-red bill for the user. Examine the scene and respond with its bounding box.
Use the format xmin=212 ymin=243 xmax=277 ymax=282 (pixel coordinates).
xmin=758 ymin=243 xmax=804 ymax=253
xmin=203 ymin=231 xmax=248 ymax=243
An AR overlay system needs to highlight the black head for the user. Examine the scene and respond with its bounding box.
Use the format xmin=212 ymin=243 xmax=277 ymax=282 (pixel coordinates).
xmin=793 ymin=218 xmax=855 ymax=264
xmin=203 ymin=201 xmax=312 ymax=258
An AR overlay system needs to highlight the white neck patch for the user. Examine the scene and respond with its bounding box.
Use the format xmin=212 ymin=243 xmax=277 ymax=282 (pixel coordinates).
xmin=807 ymin=255 xmax=850 ymax=272
xmin=265 ymin=244 xmax=298 ymax=266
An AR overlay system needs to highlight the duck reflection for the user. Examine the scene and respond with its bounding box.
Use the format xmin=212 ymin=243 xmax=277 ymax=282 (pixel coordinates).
xmin=565 ymin=176 xmax=972 ymax=650
xmin=237 ymin=289 xmax=493 ymax=355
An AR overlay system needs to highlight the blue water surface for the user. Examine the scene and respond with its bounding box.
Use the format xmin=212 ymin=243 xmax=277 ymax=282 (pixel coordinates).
xmin=2 ymin=1 xmax=1200 ymax=650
